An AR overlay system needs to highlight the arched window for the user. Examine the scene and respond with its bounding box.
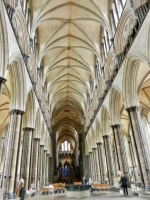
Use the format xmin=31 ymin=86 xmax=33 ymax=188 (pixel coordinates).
xmin=101 ymin=29 xmax=111 ymax=62
xmin=61 ymin=141 xmax=71 ymax=151
xmin=64 ymin=141 xmax=67 ymax=151
xmin=96 ymin=59 xmax=103 ymax=79
xmin=111 ymin=0 xmax=127 ymax=30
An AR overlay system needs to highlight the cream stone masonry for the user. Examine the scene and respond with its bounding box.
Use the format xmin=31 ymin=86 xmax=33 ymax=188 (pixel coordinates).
xmin=1 ymin=1 xmax=150 ymax=198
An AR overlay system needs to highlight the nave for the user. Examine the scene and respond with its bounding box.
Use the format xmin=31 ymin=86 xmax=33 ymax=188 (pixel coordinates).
xmin=24 ymin=191 xmax=149 ymax=200
xmin=0 ymin=0 xmax=150 ymax=199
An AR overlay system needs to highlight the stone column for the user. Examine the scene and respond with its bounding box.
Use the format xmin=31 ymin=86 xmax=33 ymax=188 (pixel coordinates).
xmin=126 ymin=106 xmax=150 ymax=186
xmin=103 ymin=135 xmax=114 ymax=185
xmin=3 ymin=110 xmax=24 ymax=196
xmin=76 ymin=143 xmax=79 ymax=167
xmin=24 ymin=128 xmax=34 ymax=190
xmin=91 ymin=151 xmax=95 ymax=181
xmin=94 ymin=148 xmax=101 ymax=182
xmin=117 ymin=126 xmax=129 ymax=175
xmin=46 ymin=154 xmax=49 ymax=184
xmin=97 ymin=142 xmax=106 ymax=183
xmin=0 ymin=137 xmax=6 ymax=187
xmin=81 ymin=125 xmax=86 ymax=177
xmin=78 ymin=133 xmax=83 ymax=177
xmin=35 ymin=139 xmax=40 ymax=188
xmin=50 ymin=127 xmax=55 ymax=182
xmin=45 ymin=151 xmax=48 ymax=185
xmin=112 ymin=125 xmax=123 ymax=171
xmin=89 ymin=152 xmax=92 ymax=180
xmin=49 ymin=157 xmax=52 ymax=183
xmin=30 ymin=138 xmax=39 ymax=188
xmin=84 ymin=155 xmax=89 ymax=179
xmin=128 ymin=139 xmax=138 ymax=182
xmin=43 ymin=150 xmax=47 ymax=185
xmin=37 ymin=140 xmax=41 ymax=188
xmin=113 ymin=146 xmax=118 ymax=177
xmin=112 ymin=124 xmax=129 ymax=174
xmin=0 ymin=77 xmax=6 ymax=99
xmin=0 ymin=137 xmax=5 ymax=171
xmin=40 ymin=145 xmax=44 ymax=186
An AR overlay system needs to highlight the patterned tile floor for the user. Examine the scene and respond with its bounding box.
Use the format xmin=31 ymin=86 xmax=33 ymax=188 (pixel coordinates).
xmin=26 ymin=191 xmax=150 ymax=200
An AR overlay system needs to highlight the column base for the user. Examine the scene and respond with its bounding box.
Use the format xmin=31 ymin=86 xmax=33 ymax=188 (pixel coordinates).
xmin=3 ymin=193 xmax=16 ymax=199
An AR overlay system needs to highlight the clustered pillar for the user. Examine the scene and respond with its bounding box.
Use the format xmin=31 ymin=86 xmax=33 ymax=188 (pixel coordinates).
xmin=103 ymin=135 xmax=114 ymax=185
xmin=97 ymin=142 xmax=106 ymax=183
xmin=112 ymin=124 xmax=128 ymax=175
xmin=126 ymin=106 xmax=150 ymax=186
xmin=3 ymin=109 xmax=24 ymax=196
xmin=20 ymin=128 xmax=34 ymax=190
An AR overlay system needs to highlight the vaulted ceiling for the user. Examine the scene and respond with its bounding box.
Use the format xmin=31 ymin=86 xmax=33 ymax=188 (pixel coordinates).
xmin=30 ymin=0 xmax=112 ymax=144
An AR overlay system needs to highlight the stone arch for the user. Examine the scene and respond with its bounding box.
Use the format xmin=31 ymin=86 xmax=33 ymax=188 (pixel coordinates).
xmin=0 ymin=0 xmax=9 ymax=78
xmin=8 ymin=54 xmax=27 ymax=111
xmin=12 ymin=7 xmax=29 ymax=54
xmin=23 ymin=89 xmax=36 ymax=129
xmin=109 ymin=87 xmax=124 ymax=125
xmin=114 ymin=8 xmax=138 ymax=55
xmin=123 ymin=52 xmax=148 ymax=108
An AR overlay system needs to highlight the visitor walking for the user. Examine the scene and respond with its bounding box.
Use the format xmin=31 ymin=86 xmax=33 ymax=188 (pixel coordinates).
xmin=120 ymin=174 xmax=128 ymax=196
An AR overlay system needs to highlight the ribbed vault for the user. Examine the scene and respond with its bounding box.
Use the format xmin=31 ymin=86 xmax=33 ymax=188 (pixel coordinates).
xmin=30 ymin=0 xmax=112 ymax=138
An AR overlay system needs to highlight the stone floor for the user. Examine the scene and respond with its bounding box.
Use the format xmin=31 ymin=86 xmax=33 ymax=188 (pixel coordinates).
xmin=26 ymin=191 xmax=150 ymax=200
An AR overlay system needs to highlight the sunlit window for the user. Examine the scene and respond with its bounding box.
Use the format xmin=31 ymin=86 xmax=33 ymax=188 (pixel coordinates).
xmin=112 ymin=0 xmax=127 ymax=29
xmin=68 ymin=143 xmax=70 ymax=151
xmin=61 ymin=141 xmax=71 ymax=151
xmin=96 ymin=60 xmax=103 ymax=79
xmin=64 ymin=141 xmax=67 ymax=151
xmin=61 ymin=143 xmax=64 ymax=151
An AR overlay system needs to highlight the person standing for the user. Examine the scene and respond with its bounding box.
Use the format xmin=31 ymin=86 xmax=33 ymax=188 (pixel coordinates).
xmin=120 ymin=174 xmax=128 ymax=196
xmin=82 ymin=177 xmax=87 ymax=186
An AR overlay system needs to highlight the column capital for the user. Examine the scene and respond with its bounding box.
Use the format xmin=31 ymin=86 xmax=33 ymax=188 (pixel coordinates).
xmin=34 ymin=138 xmax=40 ymax=141
xmin=111 ymin=124 xmax=121 ymax=128
xmin=9 ymin=109 xmax=24 ymax=115
xmin=102 ymin=135 xmax=110 ymax=138
xmin=0 ymin=77 xmax=6 ymax=84
xmin=97 ymin=142 xmax=103 ymax=145
xmin=23 ymin=127 xmax=34 ymax=131
xmin=125 ymin=106 xmax=140 ymax=112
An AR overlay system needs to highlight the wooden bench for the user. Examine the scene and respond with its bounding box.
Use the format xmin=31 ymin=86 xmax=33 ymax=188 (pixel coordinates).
xmin=40 ymin=183 xmax=66 ymax=194
xmin=74 ymin=182 xmax=82 ymax=186
xmin=92 ymin=183 xmax=110 ymax=191
xmin=52 ymin=183 xmax=65 ymax=193
xmin=40 ymin=187 xmax=50 ymax=195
